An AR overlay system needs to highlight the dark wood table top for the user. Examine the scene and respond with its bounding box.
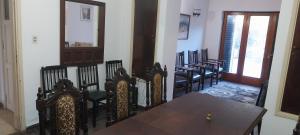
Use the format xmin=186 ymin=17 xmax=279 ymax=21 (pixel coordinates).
xmin=93 ymin=92 xmax=267 ymax=135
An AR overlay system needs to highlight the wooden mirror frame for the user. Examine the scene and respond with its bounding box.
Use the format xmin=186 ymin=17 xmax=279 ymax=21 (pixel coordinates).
xmin=60 ymin=0 xmax=105 ymax=66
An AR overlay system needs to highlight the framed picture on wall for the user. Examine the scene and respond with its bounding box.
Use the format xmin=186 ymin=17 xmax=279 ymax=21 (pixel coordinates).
xmin=178 ymin=14 xmax=191 ymax=40
xmin=80 ymin=6 xmax=91 ymax=21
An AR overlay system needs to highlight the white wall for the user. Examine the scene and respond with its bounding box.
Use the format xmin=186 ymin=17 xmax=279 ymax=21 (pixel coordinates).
xmin=203 ymin=0 xmax=282 ymax=59
xmin=155 ymin=0 xmax=182 ymax=101
xmin=177 ymin=0 xmax=209 ymax=63
xmin=20 ymin=0 xmax=121 ymax=126
xmin=20 ymin=0 xmax=181 ymax=127
xmin=261 ymin=0 xmax=298 ymax=134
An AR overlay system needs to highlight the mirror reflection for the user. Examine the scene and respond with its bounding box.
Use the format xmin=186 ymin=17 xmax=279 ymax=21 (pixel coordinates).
xmin=65 ymin=1 xmax=99 ymax=48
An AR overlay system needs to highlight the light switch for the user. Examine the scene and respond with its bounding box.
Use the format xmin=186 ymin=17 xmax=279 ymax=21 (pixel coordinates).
xmin=33 ymin=36 xmax=38 ymax=44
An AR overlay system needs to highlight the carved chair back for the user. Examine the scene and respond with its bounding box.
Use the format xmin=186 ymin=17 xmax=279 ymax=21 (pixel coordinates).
xmin=146 ymin=63 xmax=168 ymax=108
xmin=176 ymin=51 xmax=185 ymax=68
xmin=106 ymin=60 xmax=123 ymax=81
xmin=77 ymin=64 xmax=100 ymax=91
xmin=41 ymin=65 xmax=68 ymax=98
xmin=36 ymin=79 xmax=88 ymax=135
xmin=188 ymin=50 xmax=199 ymax=65
xmin=105 ymin=68 xmax=135 ymax=126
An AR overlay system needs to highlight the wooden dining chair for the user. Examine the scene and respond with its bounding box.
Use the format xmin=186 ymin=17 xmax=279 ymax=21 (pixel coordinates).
xmin=145 ymin=63 xmax=168 ymax=109
xmin=294 ymin=115 xmax=300 ymax=135
xmin=105 ymin=68 xmax=136 ymax=127
xmin=77 ymin=64 xmax=106 ymax=127
xmin=36 ymin=79 xmax=88 ymax=135
xmin=188 ymin=50 xmax=214 ymax=89
xmin=174 ymin=51 xmax=191 ymax=96
xmin=40 ymin=65 xmax=68 ymax=98
xmin=201 ymin=48 xmax=225 ymax=84
xmin=105 ymin=60 xmax=138 ymax=110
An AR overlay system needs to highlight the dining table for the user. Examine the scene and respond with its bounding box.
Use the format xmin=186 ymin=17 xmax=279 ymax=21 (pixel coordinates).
xmin=93 ymin=92 xmax=267 ymax=135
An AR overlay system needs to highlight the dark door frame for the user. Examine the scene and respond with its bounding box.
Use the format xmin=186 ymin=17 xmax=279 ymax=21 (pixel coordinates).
xmin=219 ymin=11 xmax=279 ymax=86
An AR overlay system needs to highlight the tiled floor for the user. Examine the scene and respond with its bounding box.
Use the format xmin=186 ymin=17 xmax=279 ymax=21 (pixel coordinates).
xmin=0 ymin=108 xmax=17 ymax=135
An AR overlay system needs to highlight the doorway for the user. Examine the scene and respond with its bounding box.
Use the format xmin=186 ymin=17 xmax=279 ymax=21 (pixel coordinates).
xmin=0 ymin=0 xmax=23 ymax=132
xmin=220 ymin=12 xmax=279 ymax=86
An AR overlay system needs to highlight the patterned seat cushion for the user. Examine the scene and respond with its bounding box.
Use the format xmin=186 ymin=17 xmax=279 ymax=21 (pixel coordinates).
xmin=56 ymin=95 xmax=76 ymax=135
xmin=116 ymin=80 xmax=129 ymax=120
xmin=153 ymin=73 xmax=162 ymax=106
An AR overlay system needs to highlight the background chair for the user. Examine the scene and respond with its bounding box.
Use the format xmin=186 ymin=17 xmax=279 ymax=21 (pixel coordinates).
xmin=145 ymin=63 xmax=168 ymax=109
xmin=174 ymin=51 xmax=192 ymax=97
xmin=77 ymin=64 xmax=106 ymax=127
xmin=40 ymin=65 xmax=68 ymax=98
xmin=105 ymin=68 xmax=136 ymax=127
xmin=294 ymin=115 xmax=300 ymax=135
xmin=188 ymin=50 xmax=214 ymax=89
xmin=36 ymin=79 xmax=88 ymax=135
xmin=201 ymin=48 xmax=225 ymax=84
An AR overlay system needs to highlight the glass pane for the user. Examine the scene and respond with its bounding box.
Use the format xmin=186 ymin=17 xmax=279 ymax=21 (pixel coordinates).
xmin=243 ymin=16 xmax=270 ymax=78
xmin=223 ymin=15 xmax=244 ymax=74
xmin=65 ymin=1 xmax=99 ymax=48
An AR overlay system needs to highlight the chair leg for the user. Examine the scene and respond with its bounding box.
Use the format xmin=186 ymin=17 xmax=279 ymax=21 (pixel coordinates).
xmin=210 ymin=75 xmax=213 ymax=87
xmin=258 ymin=121 xmax=262 ymax=135
xmin=185 ymin=81 xmax=189 ymax=93
xmin=197 ymin=79 xmax=201 ymax=91
xmin=92 ymin=101 xmax=99 ymax=128
xmin=201 ymin=76 xmax=205 ymax=90
xmin=216 ymin=72 xmax=219 ymax=84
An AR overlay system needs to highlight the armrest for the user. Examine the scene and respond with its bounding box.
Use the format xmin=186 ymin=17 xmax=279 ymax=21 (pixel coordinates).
xmin=202 ymin=62 xmax=215 ymax=70
xmin=207 ymin=59 xmax=225 ymax=65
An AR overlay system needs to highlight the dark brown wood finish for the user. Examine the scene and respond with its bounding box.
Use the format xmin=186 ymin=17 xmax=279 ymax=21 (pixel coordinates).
xmin=281 ymin=6 xmax=300 ymax=115
xmin=188 ymin=50 xmax=214 ymax=89
xmin=105 ymin=68 xmax=137 ymax=127
xmin=93 ymin=93 xmax=267 ymax=135
xmin=188 ymin=50 xmax=199 ymax=65
xmin=105 ymin=60 xmax=123 ymax=81
xmin=105 ymin=60 xmax=139 ymax=110
xmin=201 ymin=48 xmax=225 ymax=84
xmin=219 ymin=11 xmax=279 ymax=87
xmin=174 ymin=52 xmax=193 ymax=96
xmin=132 ymin=0 xmax=158 ymax=79
xmin=175 ymin=51 xmax=185 ymax=68
xmin=36 ymin=79 xmax=88 ymax=135
xmin=145 ymin=63 xmax=168 ymax=109
xmin=40 ymin=65 xmax=68 ymax=98
xmin=60 ymin=0 xmax=105 ymax=66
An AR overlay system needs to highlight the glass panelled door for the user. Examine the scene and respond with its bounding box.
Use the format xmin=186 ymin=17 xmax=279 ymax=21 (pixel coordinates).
xmin=220 ymin=12 xmax=279 ymax=86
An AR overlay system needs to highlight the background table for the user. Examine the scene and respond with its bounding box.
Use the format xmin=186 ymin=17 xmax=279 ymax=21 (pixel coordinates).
xmin=93 ymin=92 xmax=267 ymax=135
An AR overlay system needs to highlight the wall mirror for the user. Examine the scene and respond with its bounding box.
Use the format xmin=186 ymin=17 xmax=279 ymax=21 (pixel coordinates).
xmin=61 ymin=0 xmax=105 ymax=65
